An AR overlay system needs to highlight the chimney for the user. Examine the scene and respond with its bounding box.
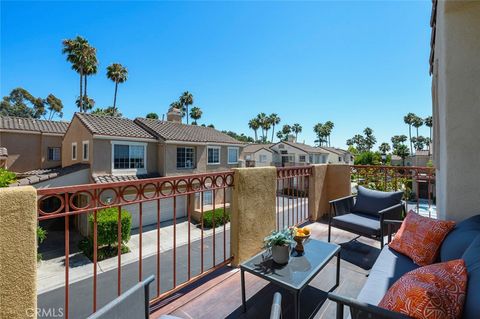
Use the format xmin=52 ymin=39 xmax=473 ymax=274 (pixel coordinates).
xmin=167 ymin=107 xmax=182 ymax=123
xmin=287 ymin=134 xmax=296 ymax=143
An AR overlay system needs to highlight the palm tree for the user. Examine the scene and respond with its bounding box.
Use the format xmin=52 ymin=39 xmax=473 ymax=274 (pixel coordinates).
xmin=170 ymin=101 xmax=183 ymax=111
xmin=412 ymin=116 xmax=423 ymax=139
xmin=379 ymin=142 xmax=391 ymax=154
xmin=269 ymin=114 xmax=281 ymax=142
xmin=146 ymin=112 xmax=159 ymax=119
xmin=262 ymin=120 xmax=272 ymax=143
xmin=425 ymin=116 xmax=433 ymax=155
xmin=394 ymin=144 xmax=410 ymax=166
xmin=248 ymin=119 xmax=260 ymax=142
xmin=292 ymin=123 xmax=302 ymax=142
xmin=363 ymin=127 xmax=376 ymax=151
xmin=324 ymin=121 xmax=334 ymax=146
xmin=179 ymin=91 xmax=193 ymax=124
xmin=276 ymin=130 xmax=284 ymax=141
xmin=256 ymin=113 xmax=268 ymax=141
xmin=403 ymin=112 xmax=416 ymax=154
xmin=106 ymin=63 xmax=128 ymax=112
xmin=314 ymin=123 xmax=325 ymax=146
xmin=83 ymin=50 xmax=98 ymax=101
xmin=190 ymin=106 xmax=202 ymax=125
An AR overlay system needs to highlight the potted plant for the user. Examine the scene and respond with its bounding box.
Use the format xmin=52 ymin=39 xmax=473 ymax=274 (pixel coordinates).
xmin=264 ymin=228 xmax=294 ymax=265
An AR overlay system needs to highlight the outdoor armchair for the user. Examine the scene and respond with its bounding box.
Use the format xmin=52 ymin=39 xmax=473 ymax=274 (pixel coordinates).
xmin=328 ymin=186 xmax=405 ymax=248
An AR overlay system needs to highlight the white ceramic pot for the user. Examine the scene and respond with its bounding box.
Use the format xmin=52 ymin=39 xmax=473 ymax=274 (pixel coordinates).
xmin=272 ymin=244 xmax=290 ymax=264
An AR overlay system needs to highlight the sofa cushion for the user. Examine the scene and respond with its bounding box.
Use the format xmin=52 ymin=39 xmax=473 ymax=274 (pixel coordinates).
xmin=357 ymin=246 xmax=418 ymax=306
xmin=378 ymin=259 xmax=467 ymax=319
xmin=332 ymin=213 xmax=381 ymax=236
xmin=461 ymin=235 xmax=480 ymax=319
xmin=440 ymin=215 xmax=480 ymax=262
xmin=353 ymin=186 xmax=403 ymax=216
xmin=389 ymin=211 xmax=456 ymax=266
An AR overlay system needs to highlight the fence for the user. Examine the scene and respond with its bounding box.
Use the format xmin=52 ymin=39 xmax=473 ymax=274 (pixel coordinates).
xmin=36 ymin=171 xmax=234 ymax=319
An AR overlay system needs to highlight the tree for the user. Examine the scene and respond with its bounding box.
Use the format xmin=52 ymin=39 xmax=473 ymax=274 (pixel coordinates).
xmin=44 ymin=94 xmax=64 ymax=120
xmin=170 ymin=101 xmax=183 ymax=111
xmin=222 ymin=131 xmax=254 ymax=143
xmin=276 ymin=130 xmax=285 ymax=141
xmin=256 ymin=113 xmax=268 ymax=141
xmin=62 ymin=36 xmax=97 ymax=112
xmin=414 ymin=136 xmax=426 ymax=151
xmin=324 ymin=121 xmax=334 ymax=146
xmin=179 ymin=91 xmax=193 ymax=124
xmin=207 ymin=124 xmax=215 ymax=128
xmin=281 ymin=124 xmax=292 ymax=137
xmin=146 ymin=112 xmax=159 ymax=119
xmin=412 ymin=116 xmax=423 ymax=139
xmin=106 ymin=63 xmax=128 ymax=113
xmin=363 ymin=127 xmax=376 ymax=151
xmin=425 ymin=116 xmax=433 ymax=155
xmin=76 ymin=96 xmax=95 ymax=112
xmin=292 ymin=123 xmax=302 ymax=142
xmin=91 ymin=106 xmax=122 ymax=117
xmin=351 ymin=134 xmax=367 ymax=152
xmin=403 ymin=112 xmax=416 ymax=154
xmin=314 ymin=123 xmax=325 ymax=146
xmin=1 ymin=88 xmax=45 ymax=118
xmin=269 ymin=113 xmax=281 ymax=142
xmin=394 ymin=144 xmax=410 ymax=166
xmin=248 ymin=119 xmax=260 ymax=142
xmin=190 ymin=106 xmax=202 ymax=125
xmin=379 ymin=143 xmax=391 ymax=154
xmin=262 ymin=120 xmax=271 ymax=143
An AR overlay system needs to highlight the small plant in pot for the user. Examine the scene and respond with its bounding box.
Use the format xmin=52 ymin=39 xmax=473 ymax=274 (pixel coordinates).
xmin=264 ymin=228 xmax=294 ymax=265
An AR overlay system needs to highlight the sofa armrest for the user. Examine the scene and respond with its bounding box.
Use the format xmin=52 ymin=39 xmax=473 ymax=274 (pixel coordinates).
xmin=383 ymin=219 xmax=404 ymax=244
xmin=329 ymin=195 xmax=356 ymax=217
xmin=378 ymin=203 xmax=404 ymax=221
xmin=327 ymin=293 xmax=411 ymax=319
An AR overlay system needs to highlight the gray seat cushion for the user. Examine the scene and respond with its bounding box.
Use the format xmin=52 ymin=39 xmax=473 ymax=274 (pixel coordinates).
xmin=332 ymin=213 xmax=381 ymax=236
xmin=461 ymin=235 xmax=480 ymax=319
xmin=440 ymin=215 xmax=480 ymax=262
xmin=353 ymin=186 xmax=403 ymax=217
xmin=357 ymin=246 xmax=418 ymax=306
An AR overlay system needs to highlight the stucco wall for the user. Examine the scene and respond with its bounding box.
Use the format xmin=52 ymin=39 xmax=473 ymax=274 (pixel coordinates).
xmin=40 ymin=135 xmax=63 ymax=169
xmin=434 ymin=2 xmax=480 ymax=221
xmin=0 ymin=132 xmax=42 ymax=172
xmin=0 ymin=186 xmax=37 ymax=318
xmin=62 ymin=116 xmax=93 ymax=168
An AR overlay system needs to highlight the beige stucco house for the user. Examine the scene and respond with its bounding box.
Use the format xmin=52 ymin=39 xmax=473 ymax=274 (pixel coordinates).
xmin=241 ymin=144 xmax=274 ymax=167
xmin=270 ymin=140 xmax=329 ymax=166
xmin=0 ymin=116 xmax=68 ymax=173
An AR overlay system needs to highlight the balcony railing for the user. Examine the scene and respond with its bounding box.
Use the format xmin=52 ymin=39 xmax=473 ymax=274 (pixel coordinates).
xmin=276 ymin=166 xmax=312 ymax=230
xmin=37 ymin=171 xmax=234 ymax=319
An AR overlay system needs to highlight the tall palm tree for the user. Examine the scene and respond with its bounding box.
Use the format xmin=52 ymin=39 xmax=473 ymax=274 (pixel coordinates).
xmin=425 ymin=116 xmax=433 ymax=155
xmin=263 ymin=120 xmax=272 ymax=143
xmin=106 ymin=63 xmax=128 ymax=112
xmin=256 ymin=113 xmax=268 ymax=141
xmin=404 ymin=112 xmax=416 ymax=154
xmin=292 ymin=123 xmax=302 ymax=142
xmin=190 ymin=106 xmax=202 ymax=125
xmin=248 ymin=119 xmax=260 ymax=141
xmin=324 ymin=121 xmax=334 ymax=146
xmin=394 ymin=144 xmax=410 ymax=166
xmin=269 ymin=113 xmax=281 ymax=142
xmin=314 ymin=123 xmax=324 ymax=146
xmin=379 ymin=142 xmax=391 ymax=154
xmin=170 ymin=101 xmax=183 ymax=111
xmin=179 ymin=91 xmax=193 ymax=124
xmin=83 ymin=48 xmax=98 ymax=100
xmin=412 ymin=116 xmax=423 ymax=139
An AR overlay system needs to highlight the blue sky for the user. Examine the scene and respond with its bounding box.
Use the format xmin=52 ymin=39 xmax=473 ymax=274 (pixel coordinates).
xmin=1 ymin=1 xmax=432 ymax=148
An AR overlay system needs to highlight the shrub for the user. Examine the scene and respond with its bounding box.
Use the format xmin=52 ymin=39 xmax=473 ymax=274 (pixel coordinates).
xmin=37 ymin=226 xmax=47 ymax=261
xmin=0 ymin=168 xmax=16 ymax=187
xmin=88 ymin=208 xmax=132 ymax=248
xmin=202 ymin=208 xmax=230 ymax=228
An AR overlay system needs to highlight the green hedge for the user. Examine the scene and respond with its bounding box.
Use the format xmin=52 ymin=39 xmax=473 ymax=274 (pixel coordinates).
xmin=88 ymin=207 xmax=132 ymax=247
xmin=202 ymin=208 xmax=230 ymax=228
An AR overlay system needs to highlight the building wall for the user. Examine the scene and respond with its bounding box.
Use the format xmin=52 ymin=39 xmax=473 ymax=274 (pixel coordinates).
xmin=0 ymin=131 xmax=63 ymax=172
xmin=434 ymin=2 xmax=480 ymax=221
xmin=270 ymin=142 xmax=308 ymax=164
xmin=246 ymin=149 xmax=273 ymax=167
xmin=62 ymin=116 xmax=93 ymax=168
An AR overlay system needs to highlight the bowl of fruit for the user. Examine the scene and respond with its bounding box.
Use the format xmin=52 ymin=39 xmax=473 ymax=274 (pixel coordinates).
xmin=293 ymin=227 xmax=311 ymax=253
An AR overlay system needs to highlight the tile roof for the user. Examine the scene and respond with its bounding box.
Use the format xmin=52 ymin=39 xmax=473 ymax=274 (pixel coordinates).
xmin=319 ymin=147 xmax=350 ymax=156
xmin=0 ymin=116 xmax=69 ymax=134
xmin=92 ymin=173 xmax=161 ymax=184
xmin=274 ymin=141 xmax=327 ymax=154
xmin=243 ymin=144 xmax=274 ymax=153
xmin=75 ymin=113 xmax=156 ymax=139
xmin=415 ymin=150 xmax=431 ymax=156
xmin=0 ymin=147 xmax=7 ymax=158
xmin=134 ymin=118 xmax=244 ymax=145
xmin=10 ymin=163 xmax=90 ymax=186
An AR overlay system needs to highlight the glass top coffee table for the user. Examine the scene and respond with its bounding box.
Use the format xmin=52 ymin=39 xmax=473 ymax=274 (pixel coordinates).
xmin=240 ymin=239 xmax=341 ymax=319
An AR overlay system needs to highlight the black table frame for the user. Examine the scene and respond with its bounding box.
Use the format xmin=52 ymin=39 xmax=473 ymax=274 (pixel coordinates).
xmin=240 ymin=242 xmax=341 ymax=319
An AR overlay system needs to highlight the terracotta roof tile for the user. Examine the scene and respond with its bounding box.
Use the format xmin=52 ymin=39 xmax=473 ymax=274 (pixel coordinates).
xmin=134 ymin=118 xmax=244 ymax=144
xmin=0 ymin=147 xmax=7 ymax=157
xmin=0 ymin=116 xmax=69 ymax=134
xmin=92 ymin=173 xmax=160 ymax=184
xmin=75 ymin=113 xmax=155 ymax=139
xmin=9 ymin=163 xmax=90 ymax=186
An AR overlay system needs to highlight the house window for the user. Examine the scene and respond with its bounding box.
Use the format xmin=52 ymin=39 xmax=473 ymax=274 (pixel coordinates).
xmin=207 ymin=146 xmax=220 ymax=165
xmin=299 ymin=155 xmax=306 ymax=163
xmin=82 ymin=141 xmax=89 ymax=161
xmin=196 ymin=190 xmax=213 ymax=207
xmin=72 ymin=143 xmax=77 ymax=160
xmin=177 ymin=147 xmax=195 ymax=169
xmin=309 ymin=155 xmax=313 ymax=163
xmin=113 ymin=143 xmax=146 ymax=170
xmin=228 ymin=147 xmax=239 ymax=164
xmin=338 ymin=156 xmax=342 ymax=162
xmin=259 ymin=154 xmax=267 ymax=163
xmin=48 ymin=147 xmax=61 ymax=161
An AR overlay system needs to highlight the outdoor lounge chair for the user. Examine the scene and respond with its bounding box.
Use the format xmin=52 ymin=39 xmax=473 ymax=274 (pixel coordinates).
xmin=87 ymin=275 xmax=154 ymax=319
xmin=328 ymin=186 xmax=405 ymax=248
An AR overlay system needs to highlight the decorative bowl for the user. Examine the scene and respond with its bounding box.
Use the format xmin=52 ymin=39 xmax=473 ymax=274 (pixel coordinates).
xmin=293 ymin=234 xmax=310 ymax=253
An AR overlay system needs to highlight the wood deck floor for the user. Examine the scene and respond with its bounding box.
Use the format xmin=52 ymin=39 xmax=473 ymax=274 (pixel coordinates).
xmin=151 ymin=220 xmax=382 ymax=319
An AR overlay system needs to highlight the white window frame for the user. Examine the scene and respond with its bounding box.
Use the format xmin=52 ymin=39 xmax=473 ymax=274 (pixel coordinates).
xmin=111 ymin=141 xmax=147 ymax=175
xmin=207 ymin=146 xmax=221 ymax=165
xmin=82 ymin=140 xmax=89 ymax=161
xmin=299 ymin=155 xmax=306 ymax=163
xmin=177 ymin=146 xmax=196 ymax=169
xmin=227 ymin=147 xmax=239 ymax=164
xmin=72 ymin=142 xmax=77 ymax=161
xmin=47 ymin=147 xmax=61 ymax=161
xmin=259 ymin=154 xmax=267 ymax=163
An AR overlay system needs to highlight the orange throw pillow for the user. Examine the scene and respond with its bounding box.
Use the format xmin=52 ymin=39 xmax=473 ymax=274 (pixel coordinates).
xmin=378 ymin=259 xmax=467 ymax=319
xmin=389 ymin=211 xmax=455 ymax=266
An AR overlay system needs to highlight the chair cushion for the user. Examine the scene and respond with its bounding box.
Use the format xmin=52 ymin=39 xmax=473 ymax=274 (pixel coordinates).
xmin=332 ymin=213 xmax=381 ymax=236
xmin=389 ymin=211 xmax=456 ymax=266
xmin=461 ymin=235 xmax=480 ymax=319
xmin=352 ymin=186 xmax=403 ymax=216
xmin=440 ymin=214 xmax=480 ymax=262
xmin=378 ymin=259 xmax=467 ymax=319
xmin=357 ymin=246 xmax=418 ymax=306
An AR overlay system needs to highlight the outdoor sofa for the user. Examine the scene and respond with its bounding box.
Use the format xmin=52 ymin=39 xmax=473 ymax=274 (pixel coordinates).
xmin=328 ymin=214 xmax=480 ymax=319
xmin=328 ymin=186 xmax=405 ymax=248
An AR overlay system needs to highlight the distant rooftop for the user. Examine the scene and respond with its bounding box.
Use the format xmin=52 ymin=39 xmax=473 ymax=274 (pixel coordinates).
xmin=0 ymin=116 xmax=69 ymax=134
xmin=75 ymin=113 xmax=156 ymax=139
xmin=273 ymin=141 xmax=327 ymax=154
xmin=243 ymin=144 xmax=274 ymax=153
xmin=0 ymin=147 xmax=7 ymax=158
xmin=10 ymin=163 xmax=89 ymax=186
xmin=92 ymin=173 xmax=161 ymax=184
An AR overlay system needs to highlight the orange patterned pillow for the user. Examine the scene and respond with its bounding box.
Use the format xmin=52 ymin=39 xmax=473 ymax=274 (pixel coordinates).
xmin=378 ymin=259 xmax=467 ymax=319
xmin=389 ymin=211 xmax=455 ymax=266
